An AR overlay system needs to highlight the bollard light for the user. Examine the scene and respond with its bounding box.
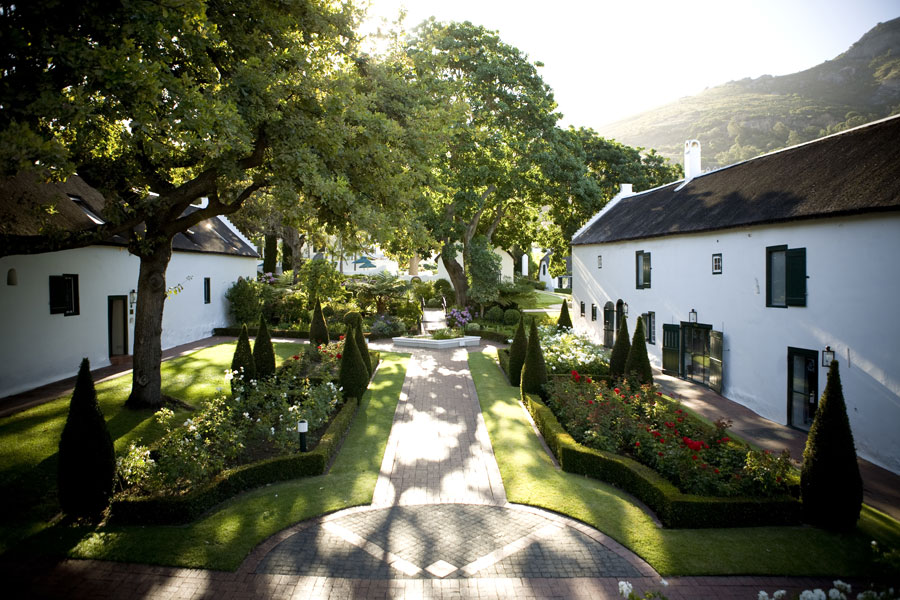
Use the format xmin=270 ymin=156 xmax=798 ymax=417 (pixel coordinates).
xmin=298 ymin=420 xmax=308 ymax=452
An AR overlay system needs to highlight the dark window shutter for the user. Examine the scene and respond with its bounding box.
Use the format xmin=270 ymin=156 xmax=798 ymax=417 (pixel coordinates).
xmin=635 ymin=252 xmax=641 ymax=288
xmin=49 ymin=276 xmax=67 ymax=314
xmin=785 ymin=248 xmax=807 ymax=306
xmin=643 ymin=252 xmax=651 ymax=288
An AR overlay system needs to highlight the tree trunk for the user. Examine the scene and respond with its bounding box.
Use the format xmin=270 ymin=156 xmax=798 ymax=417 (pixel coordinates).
xmin=441 ymin=249 xmax=468 ymax=307
xmin=409 ymin=254 xmax=419 ymax=276
xmin=262 ymin=234 xmax=277 ymax=274
xmin=126 ymin=240 xmax=173 ymax=409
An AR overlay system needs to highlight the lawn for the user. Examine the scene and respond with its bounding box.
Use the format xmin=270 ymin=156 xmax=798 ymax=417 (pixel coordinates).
xmin=469 ymin=348 xmax=900 ymax=577
xmin=0 ymin=343 xmax=408 ymax=570
xmin=509 ymin=290 xmax=565 ymax=310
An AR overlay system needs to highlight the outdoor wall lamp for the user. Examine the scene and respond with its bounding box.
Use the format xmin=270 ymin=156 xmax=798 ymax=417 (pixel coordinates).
xmin=823 ymin=346 xmax=835 ymax=367
xmin=129 ymin=289 xmax=137 ymax=308
xmin=623 ymin=302 xmax=628 ymax=316
xmin=689 ymin=308 xmax=698 ymax=323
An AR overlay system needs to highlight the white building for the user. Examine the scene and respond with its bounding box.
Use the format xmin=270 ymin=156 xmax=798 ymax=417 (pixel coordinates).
xmin=436 ymin=247 xmax=516 ymax=284
xmin=571 ymin=116 xmax=900 ymax=475
xmin=0 ymin=176 xmax=258 ymax=399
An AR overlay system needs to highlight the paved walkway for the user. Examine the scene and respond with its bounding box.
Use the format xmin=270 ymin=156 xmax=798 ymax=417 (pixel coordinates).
xmin=1 ymin=337 xmax=894 ymax=598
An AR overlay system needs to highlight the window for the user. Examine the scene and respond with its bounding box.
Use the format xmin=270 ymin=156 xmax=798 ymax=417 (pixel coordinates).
xmin=541 ymin=263 xmax=547 ymax=277
xmin=635 ymin=251 xmax=651 ymax=289
xmin=580 ymin=301 xmax=585 ymax=317
xmin=712 ymin=253 xmax=722 ymax=274
xmin=591 ymin=304 xmax=597 ymax=321
xmin=766 ymin=245 xmax=806 ymax=307
xmin=203 ymin=277 xmax=211 ymax=304
xmin=597 ymin=255 xmax=602 ymax=269
xmin=642 ymin=311 xmax=656 ymax=345
xmin=49 ymin=274 xmax=79 ymax=316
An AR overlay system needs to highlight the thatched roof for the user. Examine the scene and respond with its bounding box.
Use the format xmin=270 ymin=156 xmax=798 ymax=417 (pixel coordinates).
xmin=0 ymin=173 xmax=257 ymax=257
xmin=572 ymin=115 xmax=900 ymax=246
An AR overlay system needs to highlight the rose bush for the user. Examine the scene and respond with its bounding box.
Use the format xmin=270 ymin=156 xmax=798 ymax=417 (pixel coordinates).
xmin=537 ymin=325 xmax=610 ymax=378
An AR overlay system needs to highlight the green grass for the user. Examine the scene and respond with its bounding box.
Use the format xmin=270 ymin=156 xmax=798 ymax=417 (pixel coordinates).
xmin=469 ymin=348 xmax=900 ymax=577
xmin=0 ymin=342 xmax=407 ymax=570
xmin=509 ymin=290 xmax=564 ymax=310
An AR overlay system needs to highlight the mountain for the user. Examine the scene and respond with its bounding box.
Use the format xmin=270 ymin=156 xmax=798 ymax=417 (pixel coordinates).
xmin=597 ymin=17 xmax=900 ymax=170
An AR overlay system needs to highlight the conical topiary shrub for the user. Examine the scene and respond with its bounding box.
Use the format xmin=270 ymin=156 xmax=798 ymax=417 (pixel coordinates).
xmin=520 ymin=318 xmax=548 ymax=398
xmin=557 ymin=300 xmax=573 ymax=330
xmin=609 ymin=316 xmax=630 ymax=381
xmin=309 ymin=298 xmax=329 ymax=347
xmin=801 ymin=360 xmax=863 ymax=531
xmin=253 ymin=316 xmax=276 ymax=380
xmin=624 ymin=317 xmax=654 ymax=385
xmin=355 ymin=318 xmax=372 ymax=377
xmin=508 ymin=315 xmax=527 ymax=385
xmin=231 ymin=324 xmax=256 ymax=392
xmin=58 ymin=358 xmax=116 ymax=518
xmin=339 ymin=328 xmax=369 ymax=404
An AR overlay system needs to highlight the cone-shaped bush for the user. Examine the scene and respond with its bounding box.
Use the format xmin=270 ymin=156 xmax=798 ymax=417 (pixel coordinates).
xmin=801 ymin=360 xmax=862 ymax=531
xmin=625 ymin=317 xmax=654 ymax=385
xmin=58 ymin=358 xmax=116 ymax=518
xmin=355 ymin=318 xmax=372 ymax=377
xmin=309 ymin=298 xmax=329 ymax=346
xmin=609 ymin=316 xmax=631 ymax=380
xmin=520 ymin=318 xmax=548 ymax=398
xmin=339 ymin=328 xmax=369 ymax=404
xmin=508 ymin=315 xmax=528 ymax=385
xmin=253 ymin=316 xmax=276 ymax=380
xmin=231 ymin=324 xmax=256 ymax=392
xmin=557 ymin=300 xmax=573 ymax=330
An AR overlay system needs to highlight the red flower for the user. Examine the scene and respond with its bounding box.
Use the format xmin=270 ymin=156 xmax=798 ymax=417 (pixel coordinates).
xmin=588 ymin=400 xmax=594 ymax=404
xmin=571 ymin=370 xmax=578 ymax=377
xmin=292 ymin=354 xmax=300 ymax=360
xmin=700 ymin=463 xmax=707 ymax=469
xmin=586 ymin=377 xmax=592 ymax=384
xmin=336 ymin=353 xmax=342 ymax=359
xmin=677 ymin=417 xmax=683 ymax=423
xmin=658 ymin=438 xmax=665 ymax=443
xmin=665 ymin=422 xmax=674 ymax=428
xmin=722 ymin=437 xmax=730 ymax=442
xmin=714 ymin=468 xmax=720 ymax=474
xmin=776 ymin=476 xmax=782 ymax=483
xmin=635 ymin=442 xmax=641 ymax=447
xmin=692 ymin=455 xmax=698 ymax=460
xmin=339 ymin=335 xmax=345 ymax=340
xmin=658 ymin=452 xmax=664 ymax=457
xmin=614 ymin=388 xmax=620 ymax=394
xmin=656 ymin=392 xmax=663 ymax=397
xmin=675 ymin=409 xmax=682 ymax=414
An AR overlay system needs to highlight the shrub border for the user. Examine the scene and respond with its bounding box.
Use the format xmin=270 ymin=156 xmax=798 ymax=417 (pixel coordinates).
xmin=520 ymin=390 xmax=802 ymax=529
xmin=109 ymin=353 xmax=381 ymax=525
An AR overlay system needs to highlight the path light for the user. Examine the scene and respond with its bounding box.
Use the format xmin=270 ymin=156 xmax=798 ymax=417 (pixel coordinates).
xmin=298 ymin=420 xmax=308 ymax=452
xmin=823 ymin=346 xmax=835 ymax=367
xmin=689 ymin=308 xmax=697 ymax=323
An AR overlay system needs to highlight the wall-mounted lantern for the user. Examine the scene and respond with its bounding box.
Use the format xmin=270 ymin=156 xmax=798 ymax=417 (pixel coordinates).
xmin=823 ymin=346 xmax=835 ymax=367
xmin=622 ymin=302 xmax=629 ymax=316
xmin=129 ymin=289 xmax=137 ymax=308
xmin=688 ymin=308 xmax=698 ymax=323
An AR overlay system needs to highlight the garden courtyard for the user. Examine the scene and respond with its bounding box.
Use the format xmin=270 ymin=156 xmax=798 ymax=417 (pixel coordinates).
xmin=1 ymin=311 xmax=898 ymax=599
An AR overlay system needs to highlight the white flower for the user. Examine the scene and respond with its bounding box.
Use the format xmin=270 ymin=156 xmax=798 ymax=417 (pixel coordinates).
xmin=270 ymin=427 xmax=275 ymax=435
xmin=828 ymin=590 xmax=844 ymax=600
xmin=224 ymin=371 xmax=234 ymax=381
xmin=243 ymin=412 xmax=250 ymax=419
xmin=759 ymin=592 xmax=770 ymax=600
xmin=774 ymin=592 xmax=786 ymax=600
xmin=833 ymin=582 xmax=851 ymax=594
xmin=618 ymin=581 xmax=633 ymax=597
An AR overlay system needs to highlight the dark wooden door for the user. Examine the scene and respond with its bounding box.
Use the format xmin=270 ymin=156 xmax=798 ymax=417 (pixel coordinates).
xmin=787 ymin=347 xmax=818 ymax=430
xmin=662 ymin=324 xmax=679 ymax=375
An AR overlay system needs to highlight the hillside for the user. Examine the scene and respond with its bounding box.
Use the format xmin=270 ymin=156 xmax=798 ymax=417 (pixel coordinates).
xmin=598 ymin=17 xmax=900 ymax=170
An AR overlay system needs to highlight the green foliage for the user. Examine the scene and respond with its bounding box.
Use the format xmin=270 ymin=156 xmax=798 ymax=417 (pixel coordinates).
xmin=225 ymin=278 xmax=262 ymax=327
xmin=520 ymin=318 xmax=548 ymax=397
xmin=557 ymin=300 xmax=573 ymax=330
xmin=253 ymin=317 xmax=276 ymax=380
xmin=466 ymin=236 xmax=502 ymax=307
xmin=801 ymin=360 xmax=863 ymax=531
xmin=609 ymin=316 xmax=631 ymax=380
xmin=503 ymin=308 xmax=521 ymax=326
xmin=57 ymin=358 xmax=116 ymax=518
xmin=230 ymin=325 xmax=256 ymax=390
xmin=485 ymin=305 xmax=505 ymax=322
xmin=342 ymin=311 xmax=362 ymax=329
xmin=354 ymin=318 xmax=371 ymax=377
xmin=508 ymin=316 xmax=528 ymax=386
xmin=301 ymin=260 xmax=344 ymax=309
xmin=624 ymin=318 xmax=654 ymax=385
xmin=309 ymin=298 xmax=329 ymax=347
xmin=339 ymin=329 xmax=369 ymax=403
xmin=433 ymin=279 xmax=454 ymax=299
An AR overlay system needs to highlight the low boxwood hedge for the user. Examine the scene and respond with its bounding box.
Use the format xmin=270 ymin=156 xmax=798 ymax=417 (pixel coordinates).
xmin=466 ymin=329 xmax=512 ymax=344
xmin=214 ymin=326 xmax=308 ymax=339
xmin=110 ymin=392 xmax=360 ymax=525
xmin=520 ymin=391 xmax=802 ymax=529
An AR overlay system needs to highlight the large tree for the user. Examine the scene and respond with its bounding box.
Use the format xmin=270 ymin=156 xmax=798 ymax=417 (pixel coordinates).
xmin=1 ymin=1 xmax=444 ymax=407
xmin=404 ymin=20 xmax=598 ymax=307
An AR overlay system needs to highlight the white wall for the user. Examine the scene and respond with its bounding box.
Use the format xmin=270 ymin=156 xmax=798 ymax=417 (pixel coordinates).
xmin=436 ymin=247 xmax=515 ymax=285
xmin=571 ymin=213 xmax=900 ymax=474
xmin=0 ymin=245 xmax=256 ymax=398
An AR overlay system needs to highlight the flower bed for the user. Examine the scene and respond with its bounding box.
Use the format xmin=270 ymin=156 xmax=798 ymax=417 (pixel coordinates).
xmin=111 ymin=345 xmax=379 ymax=523
xmin=537 ymin=325 xmax=610 ymax=380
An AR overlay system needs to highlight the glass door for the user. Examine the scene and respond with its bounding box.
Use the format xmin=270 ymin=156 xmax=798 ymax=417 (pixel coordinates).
xmin=788 ymin=347 xmax=818 ymax=430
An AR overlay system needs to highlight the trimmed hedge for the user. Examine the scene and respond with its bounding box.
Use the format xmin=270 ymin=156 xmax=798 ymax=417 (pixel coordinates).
xmin=554 ymin=288 xmax=572 ymax=295
xmin=520 ymin=390 xmax=801 ymax=529
xmin=465 ymin=329 xmax=511 ymax=344
xmin=215 ymin=327 xmax=309 ymax=339
xmin=109 ymin=397 xmax=359 ymax=525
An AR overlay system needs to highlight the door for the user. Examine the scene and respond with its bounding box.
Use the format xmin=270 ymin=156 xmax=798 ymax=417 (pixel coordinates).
xmin=680 ymin=322 xmax=712 ymax=386
xmin=709 ymin=330 xmax=723 ymax=393
xmin=108 ymin=295 xmax=128 ymax=356
xmin=603 ymin=302 xmax=615 ymax=347
xmin=662 ymin=324 xmax=680 ymax=375
xmin=787 ymin=347 xmax=818 ymax=431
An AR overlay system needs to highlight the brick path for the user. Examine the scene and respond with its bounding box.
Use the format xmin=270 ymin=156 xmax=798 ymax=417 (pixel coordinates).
xmin=0 ymin=341 xmax=872 ymax=598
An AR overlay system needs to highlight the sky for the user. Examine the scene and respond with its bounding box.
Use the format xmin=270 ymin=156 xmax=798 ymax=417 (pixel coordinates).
xmin=360 ymin=0 xmax=900 ymax=130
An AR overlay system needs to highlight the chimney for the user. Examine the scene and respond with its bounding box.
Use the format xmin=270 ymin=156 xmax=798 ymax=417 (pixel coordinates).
xmin=684 ymin=140 xmax=701 ymax=182
xmin=620 ymin=183 xmax=633 ymax=196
